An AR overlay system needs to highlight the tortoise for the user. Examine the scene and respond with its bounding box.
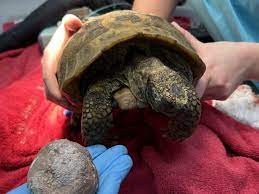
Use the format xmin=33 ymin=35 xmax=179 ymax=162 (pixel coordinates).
xmin=57 ymin=10 xmax=206 ymax=145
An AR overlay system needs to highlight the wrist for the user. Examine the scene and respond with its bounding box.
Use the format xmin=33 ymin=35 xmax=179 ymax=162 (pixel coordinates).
xmin=132 ymin=0 xmax=178 ymax=20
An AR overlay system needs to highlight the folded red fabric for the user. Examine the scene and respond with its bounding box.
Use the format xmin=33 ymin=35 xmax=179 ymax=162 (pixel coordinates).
xmin=0 ymin=44 xmax=71 ymax=192
xmin=121 ymin=104 xmax=259 ymax=194
xmin=0 ymin=44 xmax=258 ymax=194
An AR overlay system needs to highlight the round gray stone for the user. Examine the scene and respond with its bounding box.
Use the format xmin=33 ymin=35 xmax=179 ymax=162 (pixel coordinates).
xmin=28 ymin=139 xmax=98 ymax=194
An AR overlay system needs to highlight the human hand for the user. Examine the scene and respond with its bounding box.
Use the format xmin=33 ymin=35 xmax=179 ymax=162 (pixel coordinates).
xmin=41 ymin=14 xmax=83 ymax=110
xmin=8 ymin=145 xmax=133 ymax=194
xmin=172 ymin=22 xmax=256 ymax=100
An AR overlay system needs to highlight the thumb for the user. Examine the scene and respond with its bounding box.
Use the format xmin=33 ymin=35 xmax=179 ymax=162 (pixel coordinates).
xmin=43 ymin=15 xmax=81 ymax=59
xmin=97 ymin=155 xmax=132 ymax=194
xmin=62 ymin=14 xmax=83 ymax=33
xmin=171 ymin=21 xmax=202 ymax=51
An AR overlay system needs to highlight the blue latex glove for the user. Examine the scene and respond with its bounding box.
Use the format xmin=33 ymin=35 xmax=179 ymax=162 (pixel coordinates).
xmin=8 ymin=145 xmax=133 ymax=194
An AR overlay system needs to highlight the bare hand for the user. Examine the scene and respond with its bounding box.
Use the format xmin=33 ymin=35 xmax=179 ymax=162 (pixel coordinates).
xmin=41 ymin=14 xmax=83 ymax=110
xmin=172 ymin=22 xmax=254 ymax=100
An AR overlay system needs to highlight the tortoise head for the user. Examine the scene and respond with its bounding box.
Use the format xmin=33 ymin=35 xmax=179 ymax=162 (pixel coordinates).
xmin=145 ymin=57 xmax=201 ymax=139
xmin=146 ymin=66 xmax=191 ymax=116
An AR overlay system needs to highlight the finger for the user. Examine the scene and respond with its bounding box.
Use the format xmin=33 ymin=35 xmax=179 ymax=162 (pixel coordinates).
xmin=171 ymin=21 xmax=202 ymax=50
xmin=42 ymin=14 xmax=82 ymax=76
xmin=42 ymin=14 xmax=82 ymax=107
xmin=62 ymin=14 xmax=83 ymax=33
xmin=43 ymin=75 xmax=62 ymax=100
xmin=93 ymin=145 xmax=128 ymax=176
xmin=86 ymin=145 xmax=107 ymax=159
xmin=97 ymin=155 xmax=133 ymax=194
xmin=43 ymin=77 xmax=77 ymax=110
xmin=215 ymin=95 xmax=229 ymax=101
xmin=7 ymin=183 xmax=28 ymax=194
xmin=195 ymin=75 xmax=209 ymax=99
xmin=41 ymin=23 xmax=71 ymax=104
xmin=202 ymin=93 xmax=220 ymax=100
xmin=44 ymin=14 xmax=82 ymax=56
xmin=202 ymin=88 xmax=230 ymax=101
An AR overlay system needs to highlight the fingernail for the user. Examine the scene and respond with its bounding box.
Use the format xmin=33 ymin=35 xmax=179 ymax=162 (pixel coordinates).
xmin=67 ymin=25 xmax=79 ymax=32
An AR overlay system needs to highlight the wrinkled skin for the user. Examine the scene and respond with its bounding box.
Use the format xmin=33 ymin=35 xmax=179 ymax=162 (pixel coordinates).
xmin=81 ymin=49 xmax=201 ymax=145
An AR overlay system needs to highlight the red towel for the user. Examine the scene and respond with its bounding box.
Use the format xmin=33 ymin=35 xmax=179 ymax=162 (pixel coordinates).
xmin=0 ymin=43 xmax=258 ymax=194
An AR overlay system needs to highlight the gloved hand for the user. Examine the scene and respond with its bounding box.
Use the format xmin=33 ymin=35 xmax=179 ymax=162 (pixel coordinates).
xmin=8 ymin=145 xmax=133 ymax=194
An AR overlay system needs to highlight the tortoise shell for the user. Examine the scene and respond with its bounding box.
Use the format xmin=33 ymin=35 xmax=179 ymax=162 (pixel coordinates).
xmin=57 ymin=10 xmax=205 ymax=106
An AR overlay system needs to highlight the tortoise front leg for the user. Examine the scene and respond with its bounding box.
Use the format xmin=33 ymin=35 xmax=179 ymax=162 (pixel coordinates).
xmin=81 ymin=80 xmax=122 ymax=145
xmin=81 ymin=91 xmax=113 ymax=145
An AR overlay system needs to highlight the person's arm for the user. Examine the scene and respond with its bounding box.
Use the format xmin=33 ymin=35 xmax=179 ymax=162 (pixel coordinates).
xmin=244 ymin=43 xmax=259 ymax=81
xmin=132 ymin=0 xmax=179 ymax=20
xmin=172 ymin=22 xmax=259 ymax=100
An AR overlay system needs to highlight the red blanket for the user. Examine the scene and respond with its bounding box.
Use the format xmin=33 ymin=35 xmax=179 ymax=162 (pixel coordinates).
xmin=0 ymin=43 xmax=258 ymax=194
